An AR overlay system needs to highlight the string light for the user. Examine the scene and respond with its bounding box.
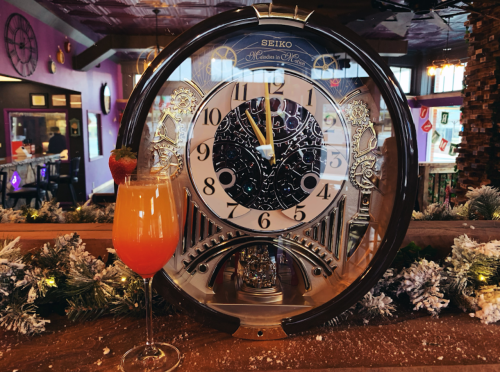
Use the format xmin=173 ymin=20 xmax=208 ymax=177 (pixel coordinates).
xmin=121 ymin=277 xmax=127 ymax=282
xmin=76 ymin=207 xmax=81 ymax=211
xmin=45 ymin=277 xmax=56 ymax=286
xmin=427 ymin=66 xmax=437 ymax=76
xmin=479 ymin=275 xmax=486 ymax=282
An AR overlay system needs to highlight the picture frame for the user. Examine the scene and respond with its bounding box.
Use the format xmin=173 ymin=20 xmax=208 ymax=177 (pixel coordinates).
xmin=87 ymin=111 xmax=103 ymax=161
xmin=30 ymin=93 xmax=48 ymax=108
xmin=70 ymin=94 xmax=82 ymax=108
xmin=52 ymin=94 xmax=67 ymax=107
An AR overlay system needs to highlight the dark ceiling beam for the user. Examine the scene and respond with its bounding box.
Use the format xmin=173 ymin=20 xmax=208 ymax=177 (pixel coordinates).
xmin=366 ymin=39 xmax=408 ymax=57
xmin=73 ymin=34 xmax=177 ymax=71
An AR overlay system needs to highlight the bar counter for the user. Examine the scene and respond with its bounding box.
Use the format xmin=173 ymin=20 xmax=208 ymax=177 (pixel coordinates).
xmin=0 ymin=153 xmax=60 ymax=207
xmin=0 ymin=310 xmax=498 ymax=371
xmin=0 ymin=153 xmax=60 ymax=169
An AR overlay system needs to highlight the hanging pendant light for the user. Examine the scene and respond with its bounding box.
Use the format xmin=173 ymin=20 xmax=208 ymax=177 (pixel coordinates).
xmin=136 ymin=9 xmax=163 ymax=75
xmin=426 ymin=17 xmax=467 ymax=77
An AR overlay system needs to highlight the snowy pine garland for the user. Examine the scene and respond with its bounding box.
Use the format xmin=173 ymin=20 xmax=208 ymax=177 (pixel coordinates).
xmin=412 ymin=185 xmax=500 ymax=221
xmin=0 ymin=233 xmax=172 ymax=335
xmin=1 ymin=232 xmax=500 ymax=335
xmin=0 ymin=199 xmax=115 ymax=224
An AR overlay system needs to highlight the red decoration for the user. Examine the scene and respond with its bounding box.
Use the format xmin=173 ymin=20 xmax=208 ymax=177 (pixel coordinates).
xmin=421 ymin=120 xmax=433 ymax=132
xmin=330 ymin=78 xmax=340 ymax=87
xmin=420 ymin=106 xmax=428 ymax=119
xmin=444 ymin=185 xmax=451 ymax=206
xmin=439 ymin=138 xmax=449 ymax=151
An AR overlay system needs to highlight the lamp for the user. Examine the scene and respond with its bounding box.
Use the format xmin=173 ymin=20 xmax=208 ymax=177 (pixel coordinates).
xmin=426 ymin=17 xmax=468 ymax=76
xmin=136 ymin=9 xmax=163 ymax=75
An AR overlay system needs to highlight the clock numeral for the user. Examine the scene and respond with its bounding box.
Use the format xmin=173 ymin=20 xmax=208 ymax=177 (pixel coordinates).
xmin=307 ymin=89 xmax=313 ymax=106
xmin=233 ymin=83 xmax=248 ymax=101
xmin=196 ymin=143 xmax=210 ymax=161
xmin=329 ymin=150 xmax=342 ymax=168
xmin=203 ymin=108 xmax=221 ymax=126
xmin=317 ymin=184 xmax=331 ymax=200
xmin=324 ymin=115 xmax=337 ymax=132
xmin=293 ymin=205 xmax=306 ymax=221
xmin=268 ymin=81 xmax=285 ymax=95
xmin=203 ymin=177 xmax=215 ymax=195
xmin=226 ymin=202 xmax=238 ymax=219
xmin=258 ymin=212 xmax=271 ymax=229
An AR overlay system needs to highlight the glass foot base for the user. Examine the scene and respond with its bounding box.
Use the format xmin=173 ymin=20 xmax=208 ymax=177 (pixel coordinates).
xmin=120 ymin=343 xmax=181 ymax=372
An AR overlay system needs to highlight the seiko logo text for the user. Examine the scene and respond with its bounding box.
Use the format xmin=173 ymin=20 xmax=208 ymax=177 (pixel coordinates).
xmin=261 ymin=40 xmax=292 ymax=48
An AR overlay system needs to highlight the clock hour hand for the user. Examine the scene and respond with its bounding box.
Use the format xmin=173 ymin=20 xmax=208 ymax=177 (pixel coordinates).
xmin=264 ymin=82 xmax=275 ymax=165
xmin=244 ymin=109 xmax=274 ymax=163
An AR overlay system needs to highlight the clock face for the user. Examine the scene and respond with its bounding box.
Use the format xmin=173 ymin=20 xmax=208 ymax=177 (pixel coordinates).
xmin=4 ymin=14 xmax=38 ymax=77
xmin=188 ymin=72 xmax=348 ymax=232
xmin=120 ymin=4 xmax=417 ymax=340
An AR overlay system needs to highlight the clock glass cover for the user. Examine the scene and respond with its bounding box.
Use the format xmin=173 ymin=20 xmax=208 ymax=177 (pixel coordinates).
xmin=118 ymin=4 xmax=417 ymax=339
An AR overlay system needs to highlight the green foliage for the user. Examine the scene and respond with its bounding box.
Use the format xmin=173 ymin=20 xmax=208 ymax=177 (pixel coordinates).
xmin=391 ymin=241 xmax=439 ymax=271
xmin=0 ymin=234 xmax=174 ymax=334
xmin=111 ymin=146 xmax=137 ymax=161
xmin=22 ymin=201 xmax=63 ymax=223
xmin=65 ymin=205 xmax=100 ymax=223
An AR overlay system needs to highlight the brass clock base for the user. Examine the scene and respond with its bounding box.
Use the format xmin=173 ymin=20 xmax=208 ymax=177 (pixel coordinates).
xmin=236 ymin=280 xmax=283 ymax=303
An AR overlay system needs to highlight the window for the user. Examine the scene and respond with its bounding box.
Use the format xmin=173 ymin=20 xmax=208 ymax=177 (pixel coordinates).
xmin=9 ymin=111 xmax=68 ymax=157
xmin=434 ymin=65 xmax=465 ymax=93
xmin=134 ymin=58 xmax=192 ymax=86
xmin=426 ymin=106 xmax=462 ymax=163
xmin=87 ymin=112 xmax=103 ymax=160
xmin=389 ymin=67 xmax=411 ymax=94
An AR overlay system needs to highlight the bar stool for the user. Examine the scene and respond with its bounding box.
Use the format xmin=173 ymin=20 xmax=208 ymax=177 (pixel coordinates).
xmin=59 ymin=157 xmax=81 ymax=207
xmin=24 ymin=160 xmax=60 ymax=200
xmin=7 ymin=165 xmax=49 ymax=209
xmin=47 ymin=160 xmax=61 ymax=199
xmin=0 ymin=171 xmax=7 ymax=209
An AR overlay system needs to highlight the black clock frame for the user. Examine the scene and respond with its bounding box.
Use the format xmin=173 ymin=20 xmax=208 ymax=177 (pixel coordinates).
xmin=4 ymin=13 xmax=38 ymax=78
xmin=117 ymin=6 xmax=418 ymax=336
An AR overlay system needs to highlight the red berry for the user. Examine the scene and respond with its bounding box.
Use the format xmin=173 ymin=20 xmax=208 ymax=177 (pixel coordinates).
xmin=109 ymin=146 xmax=137 ymax=185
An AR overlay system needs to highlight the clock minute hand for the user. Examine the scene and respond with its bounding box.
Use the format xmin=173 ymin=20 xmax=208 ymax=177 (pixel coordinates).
xmin=245 ymin=109 xmax=266 ymax=146
xmin=264 ymin=83 xmax=275 ymax=165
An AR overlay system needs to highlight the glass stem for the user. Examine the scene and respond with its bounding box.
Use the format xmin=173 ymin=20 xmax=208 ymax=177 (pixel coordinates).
xmin=144 ymin=277 xmax=156 ymax=352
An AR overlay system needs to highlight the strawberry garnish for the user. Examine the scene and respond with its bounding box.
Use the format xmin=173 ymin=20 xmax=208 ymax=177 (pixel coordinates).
xmin=109 ymin=146 xmax=137 ymax=185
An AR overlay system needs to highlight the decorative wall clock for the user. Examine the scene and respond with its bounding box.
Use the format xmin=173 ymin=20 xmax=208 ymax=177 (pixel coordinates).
xmin=101 ymin=83 xmax=111 ymax=115
xmin=48 ymin=57 xmax=56 ymax=74
xmin=4 ymin=13 xmax=38 ymax=77
xmin=118 ymin=3 xmax=418 ymax=340
xmin=56 ymin=46 xmax=65 ymax=64
xmin=64 ymin=37 xmax=71 ymax=53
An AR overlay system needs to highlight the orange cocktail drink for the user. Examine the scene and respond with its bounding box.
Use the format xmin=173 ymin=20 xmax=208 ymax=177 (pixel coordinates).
xmin=113 ymin=180 xmax=179 ymax=278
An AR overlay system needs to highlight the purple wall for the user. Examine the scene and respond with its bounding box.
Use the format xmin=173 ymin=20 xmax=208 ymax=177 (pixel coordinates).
xmin=0 ymin=0 xmax=122 ymax=197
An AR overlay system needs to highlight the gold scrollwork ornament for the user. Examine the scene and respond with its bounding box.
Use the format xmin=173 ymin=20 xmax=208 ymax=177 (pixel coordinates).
xmin=347 ymin=100 xmax=379 ymax=190
xmin=346 ymin=100 xmax=370 ymax=126
xmin=150 ymin=143 xmax=183 ymax=179
xmin=170 ymin=87 xmax=197 ymax=115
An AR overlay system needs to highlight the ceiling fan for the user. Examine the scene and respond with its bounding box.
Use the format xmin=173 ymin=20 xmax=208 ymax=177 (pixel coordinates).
xmin=371 ymin=0 xmax=472 ymax=36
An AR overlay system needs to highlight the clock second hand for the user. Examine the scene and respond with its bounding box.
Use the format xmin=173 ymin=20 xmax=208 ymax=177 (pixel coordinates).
xmin=264 ymin=82 xmax=276 ymax=165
